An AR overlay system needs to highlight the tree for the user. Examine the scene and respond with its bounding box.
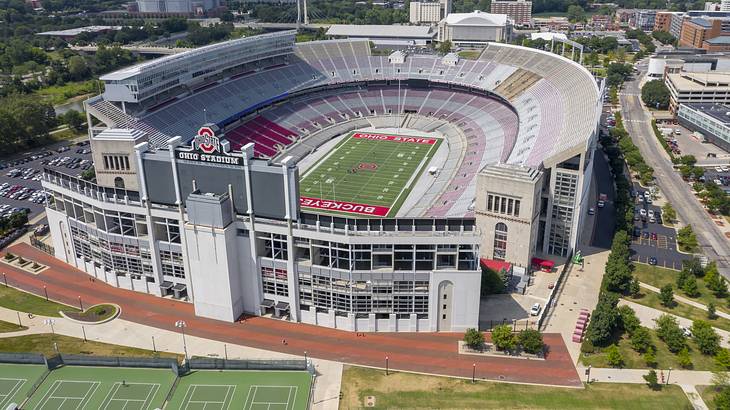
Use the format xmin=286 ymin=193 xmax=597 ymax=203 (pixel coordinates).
xmin=709 ymin=302 xmax=717 ymax=320
xmin=692 ymin=320 xmax=721 ymax=355
xmin=67 ymin=55 xmax=90 ymax=81
xmin=437 ymin=40 xmax=452 ymax=55
xmin=518 ymin=329 xmax=544 ymax=354
xmin=619 ymin=305 xmax=640 ymax=335
xmin=62 ymin=109 xmax=85 ymax=131
xmin=643 ymin=369 xmax=660 ymax=389
xmin=676 ymin=268 xmax=690 ymax=289
xmin=715 ymin=348 xmax=730 ymax=370
xmin=683 ymin=276 xmax=699 ymax=298
xmin=655 ymin=314 xmax=686 ymax=353
xmin=677 ymin=347 xmax=692 ymax=368
xmin=567 ymin=5 xmax=585 ymax=22
xmin=641 ymin=80 xmax=670 ymax=110
xmin=630 ymin=277 xmax=641 ymax=297
xmin=586 ymin=292 xmax=621 ymax=346
xmin=683 ymin=258 xmax=705 ymax=277
xmin=463 ymin=328 xmax=484 ymax=350
xmin=606 ymin=344 xmax=624 ymax=367
xmin=652 ymin=30 xmax=676 ymax=45
xmin=491 ymin=325 xmax=517 ymax=351
xmin=659 ymin=284 xmax=675 ymax=307
xmin=677 ymin=225 xmax=699 ymax=253
xmin=630 ymin=326 xmax=653 ymax=353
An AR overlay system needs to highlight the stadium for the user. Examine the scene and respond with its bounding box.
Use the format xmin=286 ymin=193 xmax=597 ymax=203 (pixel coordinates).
xmin=41 ymin=31 xmax=602 ymax=332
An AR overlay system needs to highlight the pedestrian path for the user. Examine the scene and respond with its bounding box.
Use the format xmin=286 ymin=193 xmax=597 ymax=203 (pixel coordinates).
xmin=577 ymin=367 xmax=711 ymax=410
xmin=639 ymin=282 xmax=730 ymax=320
xmin=619 ymin=299 xmax=730 ymax=348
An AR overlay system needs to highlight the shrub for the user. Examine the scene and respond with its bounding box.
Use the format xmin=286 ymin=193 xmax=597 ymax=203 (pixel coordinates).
xmin=715 ymin=348 xmax=730 ymax=370
xmin=606 ymin=344 xmax=624 ymax=368
xmin=630 ymin=327 xmax=652 ymax=353
xmin=463 ymin=328 xmax=484 ymax=350
xmin=518 ymin=329 xmax=544 ymax=354
xmin=644 ymin=348 xmax=658 ymax=368
xmin=643 ymin=369 xmax=660 ymax=390
xmin=677 ymin=347 xmax=692 ymax=369
xmin=581 ymin=339 xmax=595 ymax=354
xmin=492 ymin=325 xmax=517 ymax=351
xmin=709 ymin=302 xmax=718 ymax=320
xmin=3 ymin=253 xmax=13 ymax=260
xmin=682 ymin=276 xmax=699 ymax=298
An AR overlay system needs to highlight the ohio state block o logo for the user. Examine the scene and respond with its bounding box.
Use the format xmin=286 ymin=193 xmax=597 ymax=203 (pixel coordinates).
xmin=358 ymin=163 xmax=378 ymax=170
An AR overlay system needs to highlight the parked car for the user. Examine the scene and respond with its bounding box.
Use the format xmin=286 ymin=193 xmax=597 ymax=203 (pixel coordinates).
xmin=588 ymin=207 xmax=595 ymax=215
xmin=649 ymin=257 xmax=658 ymax=265
xmin=597 ymin=200 xmax=605 ymax=208
xmin=639 ymin=209 xmax=647 ymax=217
xmin=530 ymin=303 xmax=542 ymax=316
xmin=651 ymin=232 xmax=658 ymax=240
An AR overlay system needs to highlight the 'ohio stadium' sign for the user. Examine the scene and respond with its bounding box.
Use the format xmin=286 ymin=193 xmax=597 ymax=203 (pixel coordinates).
xmin=177 ymin=126 xmax=242 ymax=166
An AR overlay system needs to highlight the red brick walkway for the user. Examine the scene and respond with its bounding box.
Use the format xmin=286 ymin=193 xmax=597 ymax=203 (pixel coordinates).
xmin=2 ymin=243 xmax=581 ymax=387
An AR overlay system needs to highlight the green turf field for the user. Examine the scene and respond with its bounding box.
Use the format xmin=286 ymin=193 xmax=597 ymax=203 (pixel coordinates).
xmin=299 ymin=131 xmax=441 ymax=217
xmin=0 ymin=363 xmax=47 ymax=409
xmin=167 ymin=370 xmax=312 ymax=410
xmin=24 ymin=366 xmax=176 ymax=410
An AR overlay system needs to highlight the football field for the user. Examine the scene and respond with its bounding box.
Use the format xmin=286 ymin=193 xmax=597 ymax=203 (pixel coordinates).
xmin=299 ymin=132 xmax=441 ymax=217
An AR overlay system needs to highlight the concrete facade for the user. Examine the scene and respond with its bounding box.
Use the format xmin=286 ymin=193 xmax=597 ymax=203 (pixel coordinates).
xmin=490 ymin=0 xmax=532 ymax=26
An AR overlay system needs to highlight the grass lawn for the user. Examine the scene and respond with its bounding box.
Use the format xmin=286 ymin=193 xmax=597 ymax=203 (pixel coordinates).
xmin=0 ymin=284 xmax=78 ymax=317
xmin=698 ymin=385 xmax=721 ymax=409
xmin=339 ymin=366 xmax=689 ymax=409
xmin=627 ymin=292 xmax=730 ymax=332
xmin=49 ymin=127 xmax=86 ymax=142
xmin=299 ymin=132 xmax=441 ymax=217
xmin=35 ymin=80 xmax=97 ymax=106
xmin=64 ymin=304 xmax=118 ymax=323
xmin=457 ymin=50 xmax=482 ymax=60
xmin=0 ymin=334 xmax=179 ymax=359
xmin=580 ymin=327 xmax=717 ymax=371
xmin=633 ymin=263 xmax=729 ymax=314
xmin=0 ymin=318 xmax=26 ymax=333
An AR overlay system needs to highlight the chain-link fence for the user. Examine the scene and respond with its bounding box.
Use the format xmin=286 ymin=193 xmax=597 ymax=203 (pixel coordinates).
xmin=30 ymin=235 xmax=54 ymax=255
xmin=60 ymin=354 xmax=178 ymax=369
xmin=0 ymin=352 xmax=45 ymax=365
xmin=188 ymin=358 xmax=307 ymax=371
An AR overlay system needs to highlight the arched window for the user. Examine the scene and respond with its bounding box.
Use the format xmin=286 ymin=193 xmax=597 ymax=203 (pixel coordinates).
xmin=493 ymin=222 xmax=508 ymax=261
xmin=114 ymin=177 xmax=125 ymax=189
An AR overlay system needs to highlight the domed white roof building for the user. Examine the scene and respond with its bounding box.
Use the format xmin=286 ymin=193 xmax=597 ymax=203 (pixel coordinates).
xmin=437 ymin=11 xmax=513 ymax=46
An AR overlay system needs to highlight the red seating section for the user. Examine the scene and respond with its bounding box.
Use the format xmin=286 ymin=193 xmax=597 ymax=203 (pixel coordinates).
xmin=224 ymin=116 xmax=297 ymax=157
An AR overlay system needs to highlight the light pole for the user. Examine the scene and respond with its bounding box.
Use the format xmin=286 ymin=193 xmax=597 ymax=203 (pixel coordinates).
xmin=666 ymin=367 xmax=672 ymax=385
xmin=385 ymin=356 xmax=389 ymax=376
xmin=175 ymin=320 xmax=189 ymax=361
xmin=586 ymin=365 xmax=591 ymax=384
xmin=472 ymin=363 xmax=476 ymax=383
xmin=78 ymin=296 xmax=83 ymax=311
xmin=44 ymin=318 xmax=56 ymax=346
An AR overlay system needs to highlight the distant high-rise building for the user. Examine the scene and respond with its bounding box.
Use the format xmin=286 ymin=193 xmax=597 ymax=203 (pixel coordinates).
xmin=410 ymin=0 xmax=451 ymax=24
xmin=136 ymin=0 xmax=220 ymax=14
xmin=490 ymin=0 xmax=532 ymax=26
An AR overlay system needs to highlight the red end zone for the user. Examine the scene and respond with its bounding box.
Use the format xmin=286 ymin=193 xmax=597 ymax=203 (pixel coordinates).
xmin=351 ymin=132 xmax=437 ymax=145
xmin=300 ymin=197 xmax=390 ymax=216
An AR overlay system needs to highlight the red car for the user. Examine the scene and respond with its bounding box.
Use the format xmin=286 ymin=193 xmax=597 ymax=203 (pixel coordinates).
xmin=651 ymin=233 xmax=658 ymax=240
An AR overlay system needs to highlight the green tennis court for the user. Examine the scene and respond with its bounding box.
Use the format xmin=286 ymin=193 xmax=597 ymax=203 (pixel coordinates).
xmin=167 ymin=370 xmax=312 ymax=410
xmin=0 ymin=363 xmax=47 ymax=409
xmin=23 ymin=366 xmax=175 ymax=410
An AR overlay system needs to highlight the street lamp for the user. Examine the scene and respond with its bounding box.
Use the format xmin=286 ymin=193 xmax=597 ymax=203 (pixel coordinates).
xmin=666 ymin=367 xmax=672 ymax=385
xmin=175 ymin=320 xmax=189 ymax=361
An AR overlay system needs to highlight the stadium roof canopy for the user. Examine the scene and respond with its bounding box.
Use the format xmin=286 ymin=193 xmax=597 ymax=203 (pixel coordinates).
xmin=441 ymin=11 xmax=509 ymax=26
xmin=326 ymin=24 xmax=435 ymax=39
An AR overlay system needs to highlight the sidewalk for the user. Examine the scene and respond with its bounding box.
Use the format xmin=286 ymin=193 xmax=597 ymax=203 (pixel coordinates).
xmin=619 ymin=299 xmax=730 ymax=348
xmin=639 ymin=282 xmax=730 ymax=321
xmin=576 ymin=367 xmax=711 ymax=410
xmin=0 ymin=242 xmax=583 ymax=387
xmin=0 ymin=305 xmax=344 ymax=410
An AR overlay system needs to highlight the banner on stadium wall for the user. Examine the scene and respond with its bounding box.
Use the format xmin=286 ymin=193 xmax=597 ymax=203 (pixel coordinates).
xmin=299 ymin=196 xmax=390 ymax=217
xmin=351 ymin=132 xmax=437 ymax=145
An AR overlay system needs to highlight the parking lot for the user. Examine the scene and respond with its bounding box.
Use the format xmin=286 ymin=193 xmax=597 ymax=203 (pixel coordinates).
xmin=655 ymin=121 xmax=730 ymax=166
xmin=0 ymin=139 xmax=92 ymax=224
xmin=630 ymin=182 xmax=688 ymax=270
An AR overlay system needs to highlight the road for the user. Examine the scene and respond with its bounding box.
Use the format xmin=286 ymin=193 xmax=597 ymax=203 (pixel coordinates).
xmin=620 ymin=65 xmax=730 ymax=277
